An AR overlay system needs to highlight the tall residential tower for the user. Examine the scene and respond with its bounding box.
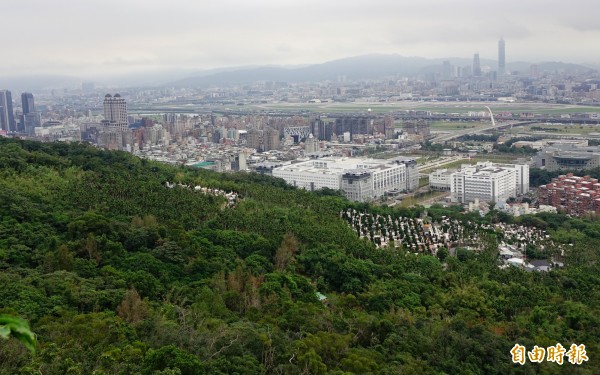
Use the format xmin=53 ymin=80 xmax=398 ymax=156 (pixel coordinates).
xmin=103 ymin=93 xmax=128 ymax=130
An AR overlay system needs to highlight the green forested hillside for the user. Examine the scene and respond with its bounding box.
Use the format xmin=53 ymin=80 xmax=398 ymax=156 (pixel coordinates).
xmin=0 ymin=138 xmax=599 ymax=374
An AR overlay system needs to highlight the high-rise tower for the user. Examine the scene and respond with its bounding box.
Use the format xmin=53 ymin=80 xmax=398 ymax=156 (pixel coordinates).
xmin=0 ymin=90 xmax=16 ymax=132
xmin=442 ymin=60 xmax=453 ymax=79
xmin=21 ymin=93 xmax=35 ymax=114
xmin=498 ymin=38 xmax=506 ymax=76
xmin=20 ymin=92 xmax=40 ymax=135
xmin=472 ymin=53 xmax=482 ymax=77
xmin=103 ymin=93 xmax=128 ymax=130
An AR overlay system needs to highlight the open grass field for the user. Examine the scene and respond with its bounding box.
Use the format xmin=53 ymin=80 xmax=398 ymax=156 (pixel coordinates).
xmin=509 ymin=123 xmax=600 ymax=136
xmin=400 ymin=191 xmax=447 ymax=207
xmin=419 ymin=153 xmax=522 ymax=173
xmin=248 ymin=101 xmax=600 ymax=115
xmin=428 ymin=120 xmax=488 ymax=130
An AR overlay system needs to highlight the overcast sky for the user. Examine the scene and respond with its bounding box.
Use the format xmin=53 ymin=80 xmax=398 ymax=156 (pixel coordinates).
xmin=3 ymin=0 xmax=600 ymax=77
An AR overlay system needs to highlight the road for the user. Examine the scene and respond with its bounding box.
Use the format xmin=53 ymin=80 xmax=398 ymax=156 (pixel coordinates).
xmin=430 ymin=120 xmax=528 ymax=143
xmin=417 ymin=155 xmax=463 ymax=171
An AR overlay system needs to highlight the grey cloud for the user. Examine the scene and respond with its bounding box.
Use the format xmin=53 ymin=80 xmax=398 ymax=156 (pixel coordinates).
xmin=2 ymin=0 xmax=600 ymax=76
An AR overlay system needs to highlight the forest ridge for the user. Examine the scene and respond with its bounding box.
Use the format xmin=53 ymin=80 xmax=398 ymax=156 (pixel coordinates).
xmin=0 ymin=138 xmax=598 ymax=374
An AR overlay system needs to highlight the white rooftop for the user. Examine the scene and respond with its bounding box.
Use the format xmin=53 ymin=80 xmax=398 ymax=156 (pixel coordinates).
xmin=273 ymin=157 xmax=401 ymax=176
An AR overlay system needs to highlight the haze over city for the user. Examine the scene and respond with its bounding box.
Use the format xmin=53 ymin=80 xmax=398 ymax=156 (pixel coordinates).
xmin=4 ymin=0 xmax=600 ymax=372
xmin=3 ymin=0 xmax=600 ymax=79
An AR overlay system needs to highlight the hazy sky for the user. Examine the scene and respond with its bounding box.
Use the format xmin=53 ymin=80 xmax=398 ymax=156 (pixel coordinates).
xmin=3 ymin=0 xmax=600 ymax=77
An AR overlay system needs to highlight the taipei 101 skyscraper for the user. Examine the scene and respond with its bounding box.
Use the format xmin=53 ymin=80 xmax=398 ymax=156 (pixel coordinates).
xmin=498 ymin=38 xmax=506 ymax=76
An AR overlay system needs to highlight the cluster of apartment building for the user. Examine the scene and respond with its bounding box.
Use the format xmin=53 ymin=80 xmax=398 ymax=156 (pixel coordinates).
xmin=538 ymin=174 xmax=600 ymax=216
xmin=282 ymin=116 xmax=424 ymax=145
xmin=271 ymin=156 xmax=418 ymax=202
xmin=429 ymin=161 xmax=529 ymax=204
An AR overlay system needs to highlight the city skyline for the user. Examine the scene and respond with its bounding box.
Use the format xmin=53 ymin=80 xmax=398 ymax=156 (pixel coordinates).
xmin=2 ymin=0 xmax=600 ymax=78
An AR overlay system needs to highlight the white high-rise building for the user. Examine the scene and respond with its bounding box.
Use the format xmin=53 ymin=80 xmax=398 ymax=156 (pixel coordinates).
xmin=494 ymin=162 xmax=529 ymax=195
xmin=103 ymin=94 xmax=128 ymax=130
xmin=450 ymin=162 xmax=529 ymax=203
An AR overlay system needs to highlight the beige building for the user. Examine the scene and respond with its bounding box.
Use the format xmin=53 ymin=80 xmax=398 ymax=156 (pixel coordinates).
xmin=103 ymin=94 xmax=128 ymax=130
xmin=247 ymin=127 xmax=280 ymax=152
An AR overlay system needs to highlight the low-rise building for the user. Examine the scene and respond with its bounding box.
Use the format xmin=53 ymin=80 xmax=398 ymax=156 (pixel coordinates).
xmin=535 ymin=143 xmax=600 ymax=171
xmin=538 ymin=173 xmax=600 ymax=216
xmin=512 ymin=141 xmax=545 ymax=150
xmin=429 ymin=168 xmax=453 ymax=191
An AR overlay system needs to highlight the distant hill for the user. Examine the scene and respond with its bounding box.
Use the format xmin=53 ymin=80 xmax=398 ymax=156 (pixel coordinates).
xmin=2 ymin=56 xmax=596 ymax=91
xmin=167 ymin=54 xmax=440 ymax=87
xmin=167 ymin=54 xmax=597 ymax=88
xmin=0 ymin=75 xmax=82 ymax=92
xmin=535 ymin=61 xmax=596 ymax=73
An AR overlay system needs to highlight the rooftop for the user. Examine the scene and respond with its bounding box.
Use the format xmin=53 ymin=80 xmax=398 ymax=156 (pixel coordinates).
xmin=274 ymin=157 xmax=403 ymax=176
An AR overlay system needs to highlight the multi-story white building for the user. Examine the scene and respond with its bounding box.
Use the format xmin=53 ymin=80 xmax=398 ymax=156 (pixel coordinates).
xmin=495 ymin=162 xmax=529 ymax=195
xmin=429 ymin=169 xmax=453 ymax=191
xmin=272 ymin=157 xmax=408 ymax=201
xmin=450 ymin=161 xmax=528 ymax=203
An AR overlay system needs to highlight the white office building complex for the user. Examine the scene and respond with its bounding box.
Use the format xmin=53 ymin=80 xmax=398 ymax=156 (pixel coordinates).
xmin=450 ymin=162 xmax=529 ymax=204
xmin=272 ymin=157 xmax=409 ymax=202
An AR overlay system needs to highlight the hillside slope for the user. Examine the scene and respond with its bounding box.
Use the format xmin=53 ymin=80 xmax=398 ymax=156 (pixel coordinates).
xmin=0 ymin=139 xmax=599 ymax=374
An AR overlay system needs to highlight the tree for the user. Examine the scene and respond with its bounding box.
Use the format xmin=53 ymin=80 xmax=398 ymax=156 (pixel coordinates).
xmin=142 ymin=345 xmax=204 ymax=375
xmin=437 ymin=247 xmax=449 ymax=261
xmin=274 ymin=233 xmax=298 ymax=271
xmin=116 ymin=288 xmax=148 ymax=324
xmin=57 ymin=244 xmax=75 ymax=271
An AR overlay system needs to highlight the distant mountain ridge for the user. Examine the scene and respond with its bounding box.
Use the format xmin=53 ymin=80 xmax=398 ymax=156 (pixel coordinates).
xmin=167 ymin=54 xmax=596 ymax=88
xmin=0 ymin=75 xmax=83 ymax=92
xmin=2 ymin=55 xmax=596 ymax=91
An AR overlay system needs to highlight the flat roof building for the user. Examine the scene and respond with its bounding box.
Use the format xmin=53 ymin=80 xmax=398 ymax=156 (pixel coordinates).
xmin=429 ymin=169 xmax=454 ymax=191
xmin=535 ymin=143 xmax=600 ymax=171
xmin=272 ymin=157 xmax=410 ymax=202
xmin=450 ymin=161 xmax=529 ymax=204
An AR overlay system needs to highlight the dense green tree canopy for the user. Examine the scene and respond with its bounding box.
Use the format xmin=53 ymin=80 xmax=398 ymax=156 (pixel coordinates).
xmin=0 ymin=138 xmax=598 ymax=374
